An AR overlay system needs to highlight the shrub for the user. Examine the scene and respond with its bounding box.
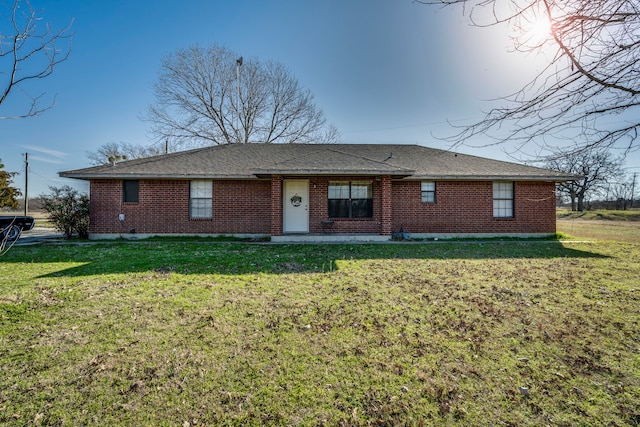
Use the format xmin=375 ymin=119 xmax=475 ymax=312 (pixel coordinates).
xmin=41 ymin=185 xmax=90 ymax=239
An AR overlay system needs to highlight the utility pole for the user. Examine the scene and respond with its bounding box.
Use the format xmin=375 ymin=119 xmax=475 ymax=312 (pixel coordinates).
xmin=631 ymin=172 xmax=637 ymax=209
xmin=24 ymin=152 xmax=29 ymax=216
xmin=236 ymin=56 xmax=243 ymax=143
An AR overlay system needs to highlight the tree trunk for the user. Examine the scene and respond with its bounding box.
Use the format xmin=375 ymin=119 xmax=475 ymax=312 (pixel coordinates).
xmin=570 ymin=191 xmax=577 ymax=211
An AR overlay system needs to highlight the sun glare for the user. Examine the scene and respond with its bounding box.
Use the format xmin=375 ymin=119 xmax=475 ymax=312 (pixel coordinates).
xmin=530 ymin=17 xmax=551 ymax=39
xmin=522 ymin=15 xmax=552 ymax=45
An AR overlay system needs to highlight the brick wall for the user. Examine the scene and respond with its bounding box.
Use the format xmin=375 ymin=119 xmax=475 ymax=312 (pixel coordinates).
xmin=380 ymin=176 xmax=392 ymax=235
xmin=89 ymin=178 xmax=557 ymax=236
xmin=89 ymin=179 xmax=271 ymax=235
xmin=270 ymin=176 xmax=283 ymax=236
xmin=391 ymin=180 xmax=557 ymax=234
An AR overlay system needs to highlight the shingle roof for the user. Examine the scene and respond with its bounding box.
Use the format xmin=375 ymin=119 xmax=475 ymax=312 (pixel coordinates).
xmin=59 ymin=143 xmax=578 ymax=181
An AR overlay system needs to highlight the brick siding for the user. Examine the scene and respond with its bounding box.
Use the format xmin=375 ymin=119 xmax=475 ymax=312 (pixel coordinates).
xmin=270 ymin=175 xmax=283 ymax=236
xmin=90 ymin=179 xmax=271 ymax=235
xmin=391 ymin=180 xmax=557 ymax=234
xmin=89 ymin=178 xmax=556 ymax=236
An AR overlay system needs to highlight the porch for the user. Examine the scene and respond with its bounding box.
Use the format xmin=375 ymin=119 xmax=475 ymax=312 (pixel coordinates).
xmin=271 ymin=234 xmax=391 ymax=243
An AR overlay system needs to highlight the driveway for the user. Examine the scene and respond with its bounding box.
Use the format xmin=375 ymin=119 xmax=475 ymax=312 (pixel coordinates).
xmin=16 ymin=227 xmax=64 ymax=244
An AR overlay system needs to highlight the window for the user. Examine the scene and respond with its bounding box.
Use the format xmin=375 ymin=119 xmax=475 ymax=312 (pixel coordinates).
xmin=493 ymin=182 xmax=514 ymax=218
xmin=328 ymin=181 xmax=373 ymax=218
xmin=190 ymin=180 xmax=212 ymax=218
xmin=421 ymin=181 xmax=436 ymax=203
xmin=123 ymin=180 xmax=139 ymax=203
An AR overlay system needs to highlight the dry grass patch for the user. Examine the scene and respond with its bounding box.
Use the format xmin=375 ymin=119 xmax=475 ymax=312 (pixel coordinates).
xmin=558 ymin=218 xmax=640 ymax=243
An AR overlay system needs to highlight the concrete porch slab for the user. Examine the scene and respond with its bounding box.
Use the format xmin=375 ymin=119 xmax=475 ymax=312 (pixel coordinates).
xmin=271 ymin=234 xmax=391 ymax=243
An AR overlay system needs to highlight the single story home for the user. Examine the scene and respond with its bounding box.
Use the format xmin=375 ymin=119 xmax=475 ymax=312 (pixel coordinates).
xmin=60 ymin=143 xmax=577 ymax=242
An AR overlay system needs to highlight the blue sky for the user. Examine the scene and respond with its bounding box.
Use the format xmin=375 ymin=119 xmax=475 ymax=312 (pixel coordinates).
xmin=2 ymin=0 xmax=638 ymax=197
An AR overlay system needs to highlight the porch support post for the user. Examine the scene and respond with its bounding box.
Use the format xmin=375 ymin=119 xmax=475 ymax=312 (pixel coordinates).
xmin=381 ymin=175 xmax=392 ymax=236
xmin=271 ymin=175 xmax=283 ymax=236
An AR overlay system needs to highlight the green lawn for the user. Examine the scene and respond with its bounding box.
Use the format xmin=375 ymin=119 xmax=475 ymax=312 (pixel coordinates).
xmin=1 ymin=231 xmax=639 ymax=425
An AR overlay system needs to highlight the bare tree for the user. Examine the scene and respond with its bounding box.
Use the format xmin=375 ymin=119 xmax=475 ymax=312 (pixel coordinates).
xmin=0 ymin=0 xmax=73 ymax=119
xmin=145 ymin=44 xmax=338 ymax=147
xmin=606 ymin=176 xmax=633 ymax=210
xmin=86 ymin=141 xmax=170 ymax=165
xmin=316 ymin=124 xmax=342 ymax=144
xmin=420 ymin=0 xmax=640 ymax=156
xmin=545 ymin=148 xmax=625 ymax=211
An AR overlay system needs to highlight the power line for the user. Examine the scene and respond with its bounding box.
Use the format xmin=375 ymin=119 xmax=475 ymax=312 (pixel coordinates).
xmin=632 ymin=172 xmax=637 ymax=209
xmin=341 ymin=117 xmax=479 ymax=135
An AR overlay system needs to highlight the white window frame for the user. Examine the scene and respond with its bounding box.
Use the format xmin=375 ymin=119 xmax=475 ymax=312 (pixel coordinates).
xmin=190 ymin=180 xmax=212 ymax=219
xmin=421 ymin=181 xmax=436 ymax=203
xmin=493 ymin=181 xmax=514 ymax=218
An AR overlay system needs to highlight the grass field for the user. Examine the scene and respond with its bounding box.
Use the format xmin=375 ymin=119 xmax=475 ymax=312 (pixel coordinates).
xmin=557 ymin=208 xmax=640 ymax=222
xmin=1 ymin=221 xmax=639 ymax=425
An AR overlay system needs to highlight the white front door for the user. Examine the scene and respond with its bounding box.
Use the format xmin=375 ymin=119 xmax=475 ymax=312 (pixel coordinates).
xmin=283 ymin=180 xmax=309 ymax=234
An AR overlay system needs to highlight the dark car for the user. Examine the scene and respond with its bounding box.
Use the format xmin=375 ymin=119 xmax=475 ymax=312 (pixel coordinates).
xmin=0 ymin=216 xmax=36 ymax=242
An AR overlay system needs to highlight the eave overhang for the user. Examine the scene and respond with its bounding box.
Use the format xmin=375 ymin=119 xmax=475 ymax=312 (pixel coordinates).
xmin=59 ymin=172 xmax=578 ymax=182
xmin=251 ymin=168 xmax=415 ymax=179
xmin=407 ymin=174 xmax=581 ymax=182
xmin=58 ymin=172 xmax=259 ymax=180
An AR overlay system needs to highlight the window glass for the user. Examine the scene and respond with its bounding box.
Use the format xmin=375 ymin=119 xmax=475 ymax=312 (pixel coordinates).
xmin=190 ymin=199 xmax=212 ymax=218
xmin=351 ymin=182 xmax=372 ymax=199
xmin=351 ymin=199 xmax=373 ymax=218
xmin=493 ymin=182 xmax=514 ymax=218
xmin=328 ymin=199 xmax=350 ymax=218
xmin=421 ymin=181 xmax=436 ymax=203
xmin=191 ymin=180 xmax=212 ymax=198
xmin=493 ymin=182 xmax=513 ymax=199
xmin=123 ymin=180 xmax=139 ymax=203
xmin=190 ymin=180 xmax=212 ymax=218
xmin=328 ymin=182 xmax=350 ymax=199
xmin=328 ymin=181 xmax=373 ymax=218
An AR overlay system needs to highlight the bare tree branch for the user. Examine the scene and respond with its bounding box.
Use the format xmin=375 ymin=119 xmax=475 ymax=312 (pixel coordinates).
xmin=419 ymin=0 xmax=640 ymax=156
xmin=144 ymin=44 xmax=339 ymax=146
xmin=0 ymin=0 xmax=73 ymax=119
xmin=85 ymin=141 xmax=168 ymax=166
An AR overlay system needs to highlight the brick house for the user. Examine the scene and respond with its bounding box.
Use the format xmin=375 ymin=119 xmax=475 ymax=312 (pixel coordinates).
xmin=60 ymin=144 xmax=576 ymax=242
